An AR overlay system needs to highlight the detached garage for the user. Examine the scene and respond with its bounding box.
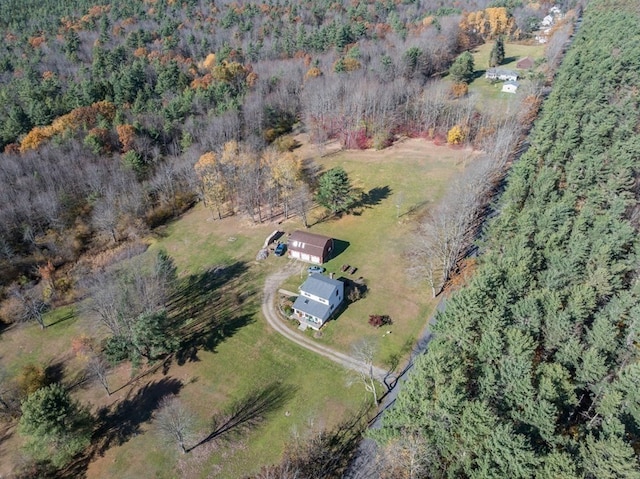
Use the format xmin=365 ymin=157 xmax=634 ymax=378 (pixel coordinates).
xmin=287 ymin=231 xmax=334 ymax=264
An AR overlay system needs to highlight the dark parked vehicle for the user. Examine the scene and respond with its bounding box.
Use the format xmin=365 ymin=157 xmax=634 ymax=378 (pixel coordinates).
xmin=274 ymin=243 xmax=287 ymax=256
xmin=307 ymin=265 xmax=325 ymax=274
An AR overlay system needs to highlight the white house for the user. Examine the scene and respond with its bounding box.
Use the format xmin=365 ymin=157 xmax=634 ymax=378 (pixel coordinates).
xmin=502 ymin=81 xmax=520 ymax=94
xmin=486 ymin=68 xmax=519 ymax=82
xmin=292 ymin=273 xmax=344 ymax=330
xmin=541 ymin=14 xmax=554 ymax=28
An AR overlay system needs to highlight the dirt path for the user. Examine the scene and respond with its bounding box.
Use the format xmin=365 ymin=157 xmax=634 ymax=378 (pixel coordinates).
xmin=262 ymin=261 xmax=388 ymax=382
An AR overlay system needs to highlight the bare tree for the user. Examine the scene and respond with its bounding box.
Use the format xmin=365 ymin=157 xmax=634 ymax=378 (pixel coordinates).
xmin=86 ymin=353 xmax=111 ymax=396
xmin=348 ymin=340 xmax=379 ymax=406
xmin=11 ymin=286 xmax=49 ymax=330
xmin=375 ymin=433 xmax=432 ymax=479
xmin=291 ymin=182 xmax=314 ymax=228
xmin=0 ymin=365 xmax=21 ymax=420
xmin=156 ymin=396 xmax=195 ymax=454
xmin=409 ymin=115 xmax=525 ymax=297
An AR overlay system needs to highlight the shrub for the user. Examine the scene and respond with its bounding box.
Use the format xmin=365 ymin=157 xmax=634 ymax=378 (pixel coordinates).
xmin=447 ymin=125 xmax=466 ymax=145
xmin=372 ymin=131 xmax=393 ymax=150
xmin=368 ymin=314 xmax=392 ymax=328
xmin=17 ymin=364 xmax=47 ymax=397
xmin=348 ymin=286 xmax=362 ymax=302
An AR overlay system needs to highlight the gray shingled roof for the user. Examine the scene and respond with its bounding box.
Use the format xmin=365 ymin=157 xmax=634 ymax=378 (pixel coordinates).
xmin=301 ymin=273 xmax=340 ymax=299
xmin=292 ymin=295 xmax=333 ymax=321
xmin=292 ymin=273 xmax=343 ymax=321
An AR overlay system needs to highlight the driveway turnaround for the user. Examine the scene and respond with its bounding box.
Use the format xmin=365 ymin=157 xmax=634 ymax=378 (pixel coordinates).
xmin=262 ymin=261 xmax=388 ymax=382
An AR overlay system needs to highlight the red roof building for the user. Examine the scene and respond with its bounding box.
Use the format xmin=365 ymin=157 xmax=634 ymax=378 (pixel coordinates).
xmin=287 ymin=231 xmax=334 ymax=264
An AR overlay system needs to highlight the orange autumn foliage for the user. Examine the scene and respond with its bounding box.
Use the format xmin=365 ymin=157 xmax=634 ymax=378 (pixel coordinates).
xmin=20 ymin=101 xmax=116 ymax=153
xmin=305 ymin=67 xmax=322 ymax=79
xmin=29 ymin=35 xmax=46 ymax=48
xmin=450 ymin=82 xmax=469 ymax=98
xmin=116 ymin=124 xmax=136 ymax=153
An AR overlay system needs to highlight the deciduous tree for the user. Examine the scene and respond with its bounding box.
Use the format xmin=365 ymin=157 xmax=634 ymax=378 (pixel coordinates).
xmin=155 ymin=396 xmax=195 ymax=454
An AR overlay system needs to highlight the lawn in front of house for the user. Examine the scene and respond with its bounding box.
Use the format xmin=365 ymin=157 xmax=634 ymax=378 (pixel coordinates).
xmin=0 ymin=136 xmax=468 ymax=477
xmin=84 ymin=317 xmax=365 ymax=479
xmin=278 ymin=138 xmax=470 ymax=368
xmin=0 ymin=206 xmax=366 ymax=478
xmin=467 ymin=41 xmax=546 ymax=106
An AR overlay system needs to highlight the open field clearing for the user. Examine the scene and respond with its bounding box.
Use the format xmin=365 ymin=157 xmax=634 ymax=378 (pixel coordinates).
xmin=0 ymin=137 xmax=469 ymax=477
xmin=467 ymin=41 xmax=545 ymax=104
xmin=279 ymin=138 xmax=471 ymax=366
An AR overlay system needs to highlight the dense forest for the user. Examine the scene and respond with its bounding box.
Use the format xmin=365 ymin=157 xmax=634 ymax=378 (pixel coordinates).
xmin=375 ymin=0 xmax=640 ymax=476
xmin=0 ymin=0 xmax=568 ymax=295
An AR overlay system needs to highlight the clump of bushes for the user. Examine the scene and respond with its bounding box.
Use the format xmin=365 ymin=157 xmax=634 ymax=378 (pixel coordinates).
xmin=368 ymin=314 xmax=392 ymax=328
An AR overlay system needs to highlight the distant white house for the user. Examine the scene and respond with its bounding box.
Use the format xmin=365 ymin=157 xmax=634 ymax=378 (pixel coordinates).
xmin=486 ymin=68 xmax=519 ymax=82
xmin=502 ymin=81 xmax=520 ymax=94
xmin=541 ymin=14 xmax=554 ymax=28
xmin=291 ymin=273 xmax=344 ymax=330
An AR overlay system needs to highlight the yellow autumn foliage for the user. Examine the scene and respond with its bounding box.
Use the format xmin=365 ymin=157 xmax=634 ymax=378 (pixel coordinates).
xmin=201 ymin=53 xmax=217 ymax=71
xmin=461 ymin=7 xmax=514 ymax=39
xmin=305 ymin=67 xmax=322 ymax=79
xmin=447 ymin=125 xmax=467 ymax=145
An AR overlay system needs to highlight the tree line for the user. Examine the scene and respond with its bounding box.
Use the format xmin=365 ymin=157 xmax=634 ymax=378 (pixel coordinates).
xmin=375 ymin=0 xmax=640 ymax=477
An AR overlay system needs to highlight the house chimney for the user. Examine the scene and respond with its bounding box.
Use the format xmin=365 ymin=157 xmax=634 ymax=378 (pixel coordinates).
xmin=330 ymin=272 xmax=334 ymax=279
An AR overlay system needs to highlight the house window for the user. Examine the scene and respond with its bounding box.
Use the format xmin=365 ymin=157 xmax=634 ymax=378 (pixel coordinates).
xmin=336 ymin=290 xmax=338 ymax=296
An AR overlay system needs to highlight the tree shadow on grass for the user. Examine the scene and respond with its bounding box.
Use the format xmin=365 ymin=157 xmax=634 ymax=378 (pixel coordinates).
xmin=57 ymin=377 xmax=183 ymax=479
xmin=45 ymin=309 xmax=75 ymax=328
xmin=188 ymin=381 xmax=296 ymax=452
xmin=94 ymin=377 xmax=183 ymax=455
xmin=356 ymin=185 xmax=392 ymax=209
xmin=165 ymin=261 xmax=258 ymax=365
xmin=473 ymin=68 xmax=487 ymax=80
xmin=45 ymin=360 xmax=66 ymax=386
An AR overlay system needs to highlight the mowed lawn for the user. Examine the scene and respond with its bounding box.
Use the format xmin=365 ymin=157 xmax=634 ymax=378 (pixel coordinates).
xmin=279 ymin=138 xmax=470 ymax=367
xmin=0 ymin=137 xmax=468 ymax=478
xmin=0 ymin=211 xmax=365 ymax=478
xmin=467 ymin=41 xmax=545 ymax=105
xmin=84 ymin=320 xmax=364 ymax=479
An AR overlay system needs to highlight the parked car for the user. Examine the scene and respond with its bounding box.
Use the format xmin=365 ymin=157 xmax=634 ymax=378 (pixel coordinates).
xmin=274 ymin=243 xmax=287 ymax=256
xmin=307 ymin=265 xmax=325 ymax=274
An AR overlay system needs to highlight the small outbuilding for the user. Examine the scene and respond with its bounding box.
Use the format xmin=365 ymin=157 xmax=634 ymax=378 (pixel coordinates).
xmin=516 ymin=57 xmax=534 ymax=70
xmin=287 ymin=231 xmax=334 ymax=264
xmin=292 ymin=273 xmax=344 ymax=330
xmin=502 ymin=81 xmax=520 ymax=94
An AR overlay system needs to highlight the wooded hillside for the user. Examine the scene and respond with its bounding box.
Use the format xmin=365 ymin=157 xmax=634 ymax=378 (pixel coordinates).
xmin=376 ymin=0 xmax=640 ymax=477
xmin=0 ymin=0 xmax=564 ymax=293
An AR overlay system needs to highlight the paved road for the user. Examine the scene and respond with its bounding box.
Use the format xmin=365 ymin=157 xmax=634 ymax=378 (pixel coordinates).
xmin=261 ymin=261 xmax=389 ymax=382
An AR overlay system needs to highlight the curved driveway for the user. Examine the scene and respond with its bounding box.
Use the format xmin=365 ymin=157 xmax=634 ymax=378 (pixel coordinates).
xmin=261 ymin=261 xmax=388 ymax=382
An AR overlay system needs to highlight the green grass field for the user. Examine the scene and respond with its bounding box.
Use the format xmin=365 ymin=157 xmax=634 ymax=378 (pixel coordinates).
xmin=277 ymin=139 xmax=468 ymax=365
xmin=0 ymin=137 xmax=468 ymax=478
xmin=466 ymin=41 xmax=545 ymax=105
